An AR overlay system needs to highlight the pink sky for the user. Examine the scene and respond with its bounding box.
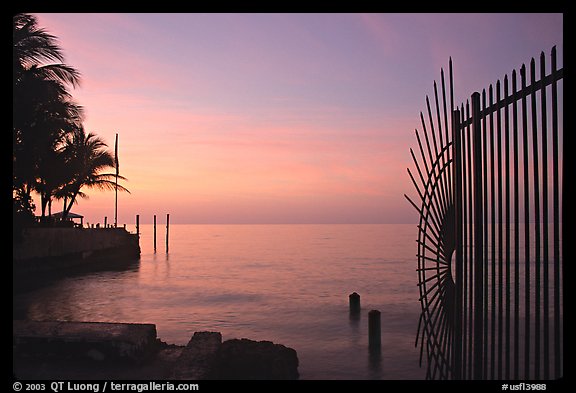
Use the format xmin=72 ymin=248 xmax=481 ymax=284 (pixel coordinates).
xmin=32 ymin=13 xmax=563 ymax=224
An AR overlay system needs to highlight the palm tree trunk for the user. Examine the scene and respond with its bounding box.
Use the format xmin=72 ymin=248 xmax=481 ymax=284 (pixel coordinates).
xmin=40 ymin=188 xmax=48 ymax=218
xmin=64 ymin=189 xmax=79 ymax=218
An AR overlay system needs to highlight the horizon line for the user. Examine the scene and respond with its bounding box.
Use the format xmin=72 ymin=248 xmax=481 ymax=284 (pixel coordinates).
xmin=118 ymin=222 xmax=419 ymax=226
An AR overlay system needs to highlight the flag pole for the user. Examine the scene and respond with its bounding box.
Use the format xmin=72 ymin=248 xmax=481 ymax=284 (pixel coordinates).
xmin=114 ymin=133 xmax=119 ymax=228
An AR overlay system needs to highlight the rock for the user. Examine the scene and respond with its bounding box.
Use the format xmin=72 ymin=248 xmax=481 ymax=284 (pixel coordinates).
xmin=171 ymin=332 xmax=222 ymax=380
xmin=214 ymin=338 xmax=299 ymax=380
xmin=85 ymin=348 xmax=105 ymax=361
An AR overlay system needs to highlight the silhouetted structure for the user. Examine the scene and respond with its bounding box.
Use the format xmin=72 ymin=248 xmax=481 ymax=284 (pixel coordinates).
xmin=368 ymin=310 xmax=381 ymax=351
xmin=349 ymin=292 xmax=361 ymax=315
xmin=50 ymin=211 xmax=84 ymax=227
xmin=405 ymin=47 xmax=563 ymax=380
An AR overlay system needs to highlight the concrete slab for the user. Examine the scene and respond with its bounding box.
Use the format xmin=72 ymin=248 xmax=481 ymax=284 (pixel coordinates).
xmin=13 ymin=320 xmax=158 ymax=363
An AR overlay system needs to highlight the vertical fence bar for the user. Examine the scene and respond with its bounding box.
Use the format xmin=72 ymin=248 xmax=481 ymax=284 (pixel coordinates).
xmin=539 ymin=51 xmax=550 ymax=380
xmin=489 ymin=84 xmax=496 ymax=379
xmin=512 ymin=69 xmax=520 ymax=380
xmin=450 ymin=58 xmax=454 ymax=121
xmin=530 ymin=58 xmax=541 ymax=380
xmin=482 ymin=89 xmax=489 ymax=379
xmin=496 ymin=80 xmax=504 ymax=380
xmin=471 ymin=92 xmax=484 ymax=380
xmin=520 ymin=64 xmax=531 ymax=379
xmin=461 ymin=104 xmax=468 ymax=379
xmin=466 ymin=101 xmax=473 ymax=380
xmin=550 ymin=46 xmax=561 ymax=380
xmin=452 ymin=108 xmax=463 ymax=380
xmin=504 ymin=74 xmax=511 ymax=380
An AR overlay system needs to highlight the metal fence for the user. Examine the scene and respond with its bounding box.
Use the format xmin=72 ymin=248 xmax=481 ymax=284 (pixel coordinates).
xmin=406 ymin=47 xmax=563 ymax=380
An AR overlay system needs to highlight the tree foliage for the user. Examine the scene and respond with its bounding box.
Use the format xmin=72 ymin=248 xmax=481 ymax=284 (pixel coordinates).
xmin=13 ymin=13 xmax=128 ymax=227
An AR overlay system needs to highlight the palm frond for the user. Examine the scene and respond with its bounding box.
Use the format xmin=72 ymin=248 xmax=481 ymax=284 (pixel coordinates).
xmin=35 ymin=64 xmax=81 ymax=89
xmin=84 ymin=178 xmax=131 ymax=194
xmin=13 ymin=14 xmax=81 ymax=89
xmin=13 ymin=14 xmax=65 ymax=68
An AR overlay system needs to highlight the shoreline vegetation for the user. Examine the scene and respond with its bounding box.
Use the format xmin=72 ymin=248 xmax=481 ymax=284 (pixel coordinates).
xmin=13 ymin=13 xmax=128 ymax=241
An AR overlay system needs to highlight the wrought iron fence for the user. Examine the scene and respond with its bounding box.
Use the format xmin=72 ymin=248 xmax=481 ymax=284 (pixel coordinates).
xmin=406 ymin=46 xmax=563 ymax=380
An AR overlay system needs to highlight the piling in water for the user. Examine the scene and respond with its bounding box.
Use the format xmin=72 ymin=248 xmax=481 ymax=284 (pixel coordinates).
xmin=349 ymin=292 xmax=361 ymax=316
xmin=368 ymin=309 xmax=381 ymax=350
xmin=166 ymin=214 xmax=170 ymax=253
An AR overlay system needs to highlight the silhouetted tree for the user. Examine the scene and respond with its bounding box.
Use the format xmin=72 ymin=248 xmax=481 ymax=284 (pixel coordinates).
xmin=57 ymin=127 xmax=129 ymax=219
xmin=13 ymin=13 xmax=80 ymax=87
xmin=13 ymin=14 xmax=129 ymax=225
xmin=13 ymin=13 xmax=83 ymax=220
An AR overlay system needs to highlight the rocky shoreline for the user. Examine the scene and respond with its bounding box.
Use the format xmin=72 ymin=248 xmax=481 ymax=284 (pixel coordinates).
xmin=13 ymin=320 xmax=299 ymax=380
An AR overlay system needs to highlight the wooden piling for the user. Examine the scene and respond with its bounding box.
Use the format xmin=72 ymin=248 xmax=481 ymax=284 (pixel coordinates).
xmin=166 ymin=213 xmax=170 ymax=253
xmin=104 ymin=217 xmax=107 ymax=227
xmin=368 ymin=310 xmax=381 ymax=350
xmin=136 ymin=215 xmax=140 ymax=236
xmin=349 ymin=292 xmax=361 ymax=315
xmin=153 ymin=215 xmax=157 ymax=252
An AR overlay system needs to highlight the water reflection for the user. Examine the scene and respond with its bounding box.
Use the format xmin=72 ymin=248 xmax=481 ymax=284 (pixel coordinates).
xmin=13 ymin=224 xmax=425 ymax=379
xmin=13 ymin=258 xmax=141 ymax=296
xmin=348 ymin=308 xmax=361 ymax=348
xmin=368 ymin=347 xmax=383 ymax=379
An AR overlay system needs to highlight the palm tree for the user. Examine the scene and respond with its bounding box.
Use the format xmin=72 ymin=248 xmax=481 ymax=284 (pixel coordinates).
xmin=13 ymin=13 xmax=82 ymax=219
xmin=14 ymin=72 xmax=84 ymax=217
xmin=13 ymin=13 xmax=80 ymax=87
xmin=57 ymin=127 xmax=130 ymax=219
xmin=13 ymin=14 xmax=128 ymax=224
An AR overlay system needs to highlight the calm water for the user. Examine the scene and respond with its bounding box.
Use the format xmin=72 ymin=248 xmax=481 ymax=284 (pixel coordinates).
xmin=13 ymin=224 xmax=426 ymax=379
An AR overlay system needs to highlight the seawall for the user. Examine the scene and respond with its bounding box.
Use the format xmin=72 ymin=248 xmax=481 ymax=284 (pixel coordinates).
xmin=13 ymin=227 xmax=140 ymax=275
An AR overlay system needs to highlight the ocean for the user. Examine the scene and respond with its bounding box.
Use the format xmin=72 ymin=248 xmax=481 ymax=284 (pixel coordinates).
xmin=13 ymin=224 xmax=426 ymax=379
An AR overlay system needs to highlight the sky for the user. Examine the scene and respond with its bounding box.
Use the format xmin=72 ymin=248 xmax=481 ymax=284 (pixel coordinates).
xmin=32 ymin=13 xmax=563 ymax=225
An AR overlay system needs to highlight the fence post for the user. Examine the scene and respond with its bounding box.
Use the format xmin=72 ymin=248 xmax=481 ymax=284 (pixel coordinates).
xmin=452 ymin=108 xmax=463 ymax=379
xmin=471 ymin=92 xmax=484 ymax=380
